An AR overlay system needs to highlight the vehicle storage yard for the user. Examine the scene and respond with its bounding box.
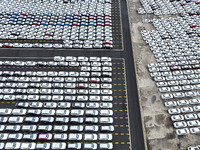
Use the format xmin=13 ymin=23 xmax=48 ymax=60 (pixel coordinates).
xmin=128 ymin=0 xmax=200 ymax=149
xmin=0 ymin=0 xmax=199 ymax=149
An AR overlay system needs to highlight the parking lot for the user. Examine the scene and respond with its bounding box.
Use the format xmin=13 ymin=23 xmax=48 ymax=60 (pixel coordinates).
xmin=0 ymin=57 xmax=131 ymax=150
xmin=128 ymin=0 xmax=200 ymax=149
xmin=0 ymin=0 xmax=123 ymax=49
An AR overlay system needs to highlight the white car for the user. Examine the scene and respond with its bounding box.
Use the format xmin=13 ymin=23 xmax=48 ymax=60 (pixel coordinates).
xmin=101 ymin=57 xmax=111 ymax=61
xmin=0 ymin=133 xmax=8 ymax=140
xmin=101 ymin=125 xmax=114 ymax=132
xmin=21 ymin=125 xmax=37 ymax=131
xmin=187 ymin=146 xmax=200 ymax=150
xmin=173 ymin=121 xmax=187 ymax=128
xmin=100 ymin=117 xmax=113 ymax=124
xmin=54 ymin=134 xmax=68 ymax=140
xmin=184 ymin=114 xmax=198 ymax=120
xmin=164 ymin=101 xmax=177 ymax=107
xmin=99 ymin=134 xmax=112 ymax=140
xmin=171 ymin=115 xmax=184 ymax=122
xmin=23 ymin=134 xmax=37 ymax=140
xmin=52 ymin=142 xmax=66 ymax=149
xmin=193 ymin=106 xmax=200 ymax=111
xmin=180 ymin=107 xmax=193 ymax=113
xmin=68 ymin=143 xmax=81 ymax=149
xmin=69 ymin=125 xmax=84 ymax=132
xmin=36 ymin=143 xmax=51 ymax=149
xmin=78 ymin=56 xmax=88 ymax=61
xmin=176 ymin=128 xmax=190 ymax=135
xmin=187 ymin=120 xmax=200 ymax=127
xmin=161 ymin=93 xmax=173 ymax=99
xmin=99 ymin=143 xmax=113 ymax=149
xmin=177 ymin=100 xmax=189 ymax=106
xmin=84 ymin=143 xmax=97 ymax=150
xmin=189 ymin=99 xmax=200 ymax=105
xmin=84 ymin=134 xmax=98 ymax=140
xmin=102 ymin=96 xmax=113 ymax=101
xmin=190 ymin=127 xmax=200 ymax=134
xmin=54 ymin=56 xmax=65 ymax=62
xmin=100 ymin=110 xmax=113 ymax=116
xmin=85 ymin=125 xmax=99 ymax=132
xmin=68 ymin=134 xmax=82 ymax=140
xmin=168 ymin=108 xmax=181 ymax=114
xmin=5 ymin=142 xmax=21 ymax=149
xmin=54 ymin=125 xmax=68 ymax=132
xmin=66 ymin=56 xmax=77 ymax=61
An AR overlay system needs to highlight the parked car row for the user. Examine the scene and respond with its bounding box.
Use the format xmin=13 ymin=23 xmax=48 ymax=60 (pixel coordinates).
xmin=0 ymin=142 xmax=113 ymax=149
xmin=165 ymin=98 xmax=200 ymax=107
xmin=140 ymin=0 xmax=200 ymax=138
xmin=138 ymin=0 xmax=200 ymax=16
xmin=0 ymin=0 xmax=113 ymax=48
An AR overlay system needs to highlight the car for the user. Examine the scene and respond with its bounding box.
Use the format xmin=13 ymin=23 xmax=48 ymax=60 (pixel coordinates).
xmin=44 ymin=102 xmax=57 ymax=108
xmin=0 ymin=108 xmax=12 ymax=115
xmin=58 ymin=102 xmax=71 ymax=108
xmin=90 ymin=57 xmax=100 ymax=61
xmin=70 ymin=117 xmax=84 ymax=124
xmin=99 ymin=134 xmax=112 ymax=140
xmin=84 ymin=134 xmax=98 ymax=140
xmin=25 ymin=117 xmax=39 ymax=123
xmin=86 ymin=103 xmax=99 ymax=108
xmin=100 ymin=103 xmax=113 ymax=108
xmin=8 ymin=116 xmax=24 ymax=123
xmin=99 ymin=117 xmax=113 ymax=124
xmin=193 ymin=106 xmax=200 ymax=111
xmin=8 ymin=133 xmax=23 ymax=140
xmin=159 ymin=87 xmax=170 ymax=92
xmin=68 ymin=134 xmax=82 ymax=140
xmin=68 ymin=143 xmax=81 ymax=149
xmin=184 ymin=114 xmax=198 ymax=120
xmin=69 ymin=125 xmax=84 ymax=132
xmin=164 ymin=101 xmax=177 ymax=107
xmin=101 ymin=57 xmax=111 ymax=61
xmin=187 ymin=120 xmax=200 ymax=127
xmin=99 ymin=143 xmax=113 ymax=149
xmin=85 ymin=125 xmax=99 ymax=132
xmin=101 ymin=125 xmax=114 ymax=132
xmin=23 ymin=134 xmax=37 ymax=140
xmin=177 ymin=100 xmax=189 ymax=106
xmin=180 ymin=107 xmax=193 ymax=113
xmin=21 ymin=125 xmax=37 ymax=132
xmin=190 ymin=127 xmax=200 ymax=134
xmin=187 ymin=146 xmax=200 ymax=150
xmin=53 ymin=134 xmax=68 ymax=140
xmin=173 ymin=121 xmax=187 ymax=128
xmin=100 ymin=110 xmax=113 ymax=116
xmin=189 ymin=99 xmax=200 ymax=105
xmin=5 ymin=142 xmax=21 ymax=149
xmin=38 ymin=134 xmax=52 ymax=140
xmin=168 ymin=108 xmax=181 ymax=114
xmin=52 ymin=143 xmax=66 ymax=149
xmin=171 ymin=115 xmax=184 ymax=122
xmin=176 ymin=128 xmax=190 ymax=135
xmin=36 ymin=143 xmax=51 ymax=149
xmin=171 ymin=86 xmax=182 ymax=92
xmin=84 ymin=143 xmax=97 ymax=149
xmin=161 ymin=93 xmax=173 ymax=99
xmin=173 ymin=92 xmax=185 ymax=98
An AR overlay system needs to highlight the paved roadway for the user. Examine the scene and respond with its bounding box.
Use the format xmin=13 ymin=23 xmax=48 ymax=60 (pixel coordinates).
xmin=0 ymin=0 xmax=146 ymax=149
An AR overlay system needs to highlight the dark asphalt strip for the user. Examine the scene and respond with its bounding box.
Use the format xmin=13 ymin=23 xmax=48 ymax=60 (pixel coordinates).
xmin=120 ymin=0 xmax=146 ymax=149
